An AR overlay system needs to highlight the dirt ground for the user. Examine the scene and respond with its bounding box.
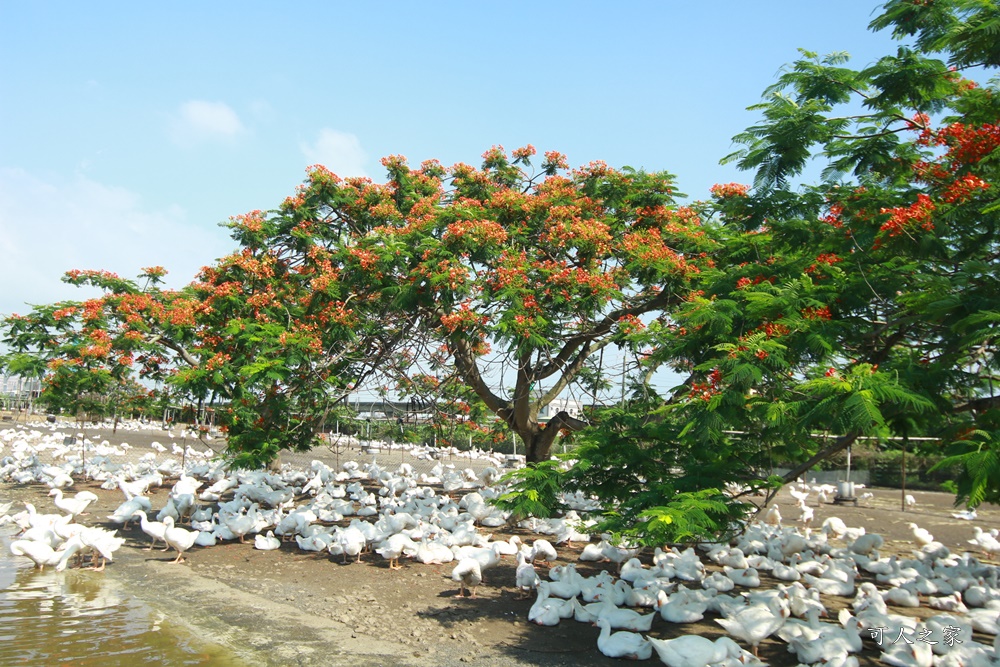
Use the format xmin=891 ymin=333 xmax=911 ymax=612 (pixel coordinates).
xmin=2 ymin=475 xmax=999 ymax=667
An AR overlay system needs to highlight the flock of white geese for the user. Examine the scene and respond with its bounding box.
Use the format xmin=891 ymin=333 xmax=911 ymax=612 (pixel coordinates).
xmin=2 ymin=420 xmax=1000 ymax=666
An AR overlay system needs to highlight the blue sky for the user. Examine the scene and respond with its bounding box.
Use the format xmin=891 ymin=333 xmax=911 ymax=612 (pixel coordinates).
xmin=0 ymin=2 xmax=907 ymax=395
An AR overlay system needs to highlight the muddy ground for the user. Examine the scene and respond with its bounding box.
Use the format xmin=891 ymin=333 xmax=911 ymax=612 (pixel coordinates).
xmin=2 ymin=474 xmax=999 ymax=666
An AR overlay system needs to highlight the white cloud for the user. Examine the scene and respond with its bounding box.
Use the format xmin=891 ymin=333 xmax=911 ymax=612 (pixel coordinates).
xmin=170 ymin=100 xmax=245 ymax=146
xmin=0 ymin=168 xmax=233 ymax=317
xmin=300 ymin=129 xmax=368 ymax=178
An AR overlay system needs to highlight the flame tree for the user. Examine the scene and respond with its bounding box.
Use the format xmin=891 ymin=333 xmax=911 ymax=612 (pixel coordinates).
xmin=695 ymin=0 xmax=1000 ymax=508
xmin=1 ymin=222 xmax=416 ymax=467
xmin=270 ymin=148 xmax=719 ymax=463
xmin=495 ymin=0 xmax=1000 ymax=543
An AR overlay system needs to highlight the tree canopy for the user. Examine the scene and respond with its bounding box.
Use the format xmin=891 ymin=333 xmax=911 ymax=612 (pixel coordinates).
xmin=499 ymin=0 xmax=1000 ymax=538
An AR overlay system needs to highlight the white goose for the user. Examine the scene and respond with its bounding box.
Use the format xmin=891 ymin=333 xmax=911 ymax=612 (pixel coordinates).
xmin=254 ymin=531 xmax=281 ymax=551
xmin=724 ymin=566 xmax=761 ymax=588
xmin=775 ymin=606 xmax=826 ymax=643
xmin=803 ymin=568 xmax=857 ymax=596
xmin=530 ymin=539 xmax=558 ymax=567
xmin=375 ymin=533 xmax=417 ymax=571
xmin=579 ymin=541 xmax=606 ymax=561
xmin=619 ymin=557 xmax=648 ymax=583
xmin=627 ymin=579 xmax=675 ymax=608
xmin=928 ymin=592 xmax=967 ymax=613
xmin=48 ymin=488 xmax=98 ymax=518
xmin=594 ymin=616 xmax=652 ymax=660
xmin=528 ymin=581 xmax=570 ymax=626
xmin=107 ymin=496 xmax=152 ymax=529
xmin=763 ymin=505 xmax=782 ymax=527
xmin=969 ymin=527 xmax=1000 ymax=557
xmin=451 ymin=558 xmax=483 ymax=598
xmin=786 ymin=611 xmax=864 ymax=665
xmin=883 ymin=583 xmax=921 ymax=608
xmin=135 ymin=510 xmax=168 ymax=551
xmin=336 ymin=524 xmax=367 ymax=563
xmin=515 ymin=551 xmax=539 ymax=599
xmin=600 ymin=540 xmax=639 ymax=572
xmin=881 ymin=639 xmax=933 ymax=667
xmin=161 ymin=516 xmax=198 ymax=564
xmin=415 ymin=535 xmax=455 ymax=565
xmin=714 ymin=595 xmax=789 ymax=656
xmin=656 ymin=588 xmax=710 ymax=624
xmin=771 ymin=560 xmax=802 ymax=582
xmin=908 ymin=522 xmax=934 ymax=547
xmin=647 ymin=634 xmax=745 ymax=667
xmin=10 ymin=535 xmax=84 ymax=571
xmin=965 ymin=606 xmax=1000 ymax=635
xmin=593 ymin=594 xmax=656 ymax=631
xmin=489 ymin=535 xmax=522 ymax=558
xmin=222 ymin=504 xmax=259 ymax=544
xmin=79 ymin=526 xmax=124 ymax=571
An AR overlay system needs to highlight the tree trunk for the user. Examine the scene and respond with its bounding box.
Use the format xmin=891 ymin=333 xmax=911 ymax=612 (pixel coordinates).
xmin=522 ymin=428 xmax=544 ymax=463
xmin=515 ymin=410 xmax=588 ymax=463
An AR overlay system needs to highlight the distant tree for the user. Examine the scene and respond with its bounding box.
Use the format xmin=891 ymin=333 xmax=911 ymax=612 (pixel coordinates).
xmin=1 ymin=230 xmax=411 ymax=467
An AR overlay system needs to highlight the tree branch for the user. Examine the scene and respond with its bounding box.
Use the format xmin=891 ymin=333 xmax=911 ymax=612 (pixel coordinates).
xmin=953 ymin=395 xmax=1000 ymax=414
xmin=534 ymin=288 xmax=676 ymax=380
xmin=449 ymin=335 xmax=508 ymax=417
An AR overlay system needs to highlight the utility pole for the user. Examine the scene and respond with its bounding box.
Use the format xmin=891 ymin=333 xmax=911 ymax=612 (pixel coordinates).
xmin=620 ymin=354 xmax=627 ymax=405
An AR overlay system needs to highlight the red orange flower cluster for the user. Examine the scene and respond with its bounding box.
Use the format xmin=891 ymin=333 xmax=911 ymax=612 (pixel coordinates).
xmin=622 ymin=229 xmax=689 ymax=272
xmin=543 ymin=151 xmax=569 ymax=171
xmin=442 ymin=219 xmax=509 ymax=246
xmin=511 ymin=145 xmax=536 ymax=160
xmin=746 ymin=321 xmax=791 ymax=339
xmin=689 ymin=368 xmax=723 ymax=402
xmin=821 ymin=203 xmax=844 ymax=228
xmin=205 ymin=353 xmax=231 ymax=371
xmin=440 ymin=303 xmax=487 ymax=334
xmin=617 ymin=314 xmax=646 ymax=335
xmin=709 ymin=182 xmax=749 ymax=198
xmin=348 ymin=247 xmax=380 ymax=271
xmin=231 ymin=210 xmax=265 ymax=233
xmin=802 ymin=306 xmax=832 ymax=320
xmin=52 ymin=306 xmax=78 ymax=321
xmin=879 ymin=194 xmax=936 ymax=238
xmin=806 ymin=253 xmax=843 ymax=273
xmin=940 ymin=174 xmax=990 ymax=203
xmin=936 ymin=122 xmax=1000 ymax=167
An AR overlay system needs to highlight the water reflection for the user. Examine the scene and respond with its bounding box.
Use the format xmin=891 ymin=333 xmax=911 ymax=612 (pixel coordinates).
xmin=1 ymin=528 xmax=247 ymax=666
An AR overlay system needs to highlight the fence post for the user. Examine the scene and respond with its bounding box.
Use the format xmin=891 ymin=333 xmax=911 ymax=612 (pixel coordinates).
xmin=900 ymin=434 xmax=908 ymax=511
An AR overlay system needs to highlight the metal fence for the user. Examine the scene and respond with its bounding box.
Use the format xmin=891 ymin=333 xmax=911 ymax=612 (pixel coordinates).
xmin=0 ymin=417 xmax=519 ymax=483
xmin=772 ymin=468 xmax=871 ymax=486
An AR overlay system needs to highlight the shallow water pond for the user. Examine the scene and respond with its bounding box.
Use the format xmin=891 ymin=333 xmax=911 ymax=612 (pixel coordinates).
xmin=1 ymin=528 xmax=248 ymax=667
